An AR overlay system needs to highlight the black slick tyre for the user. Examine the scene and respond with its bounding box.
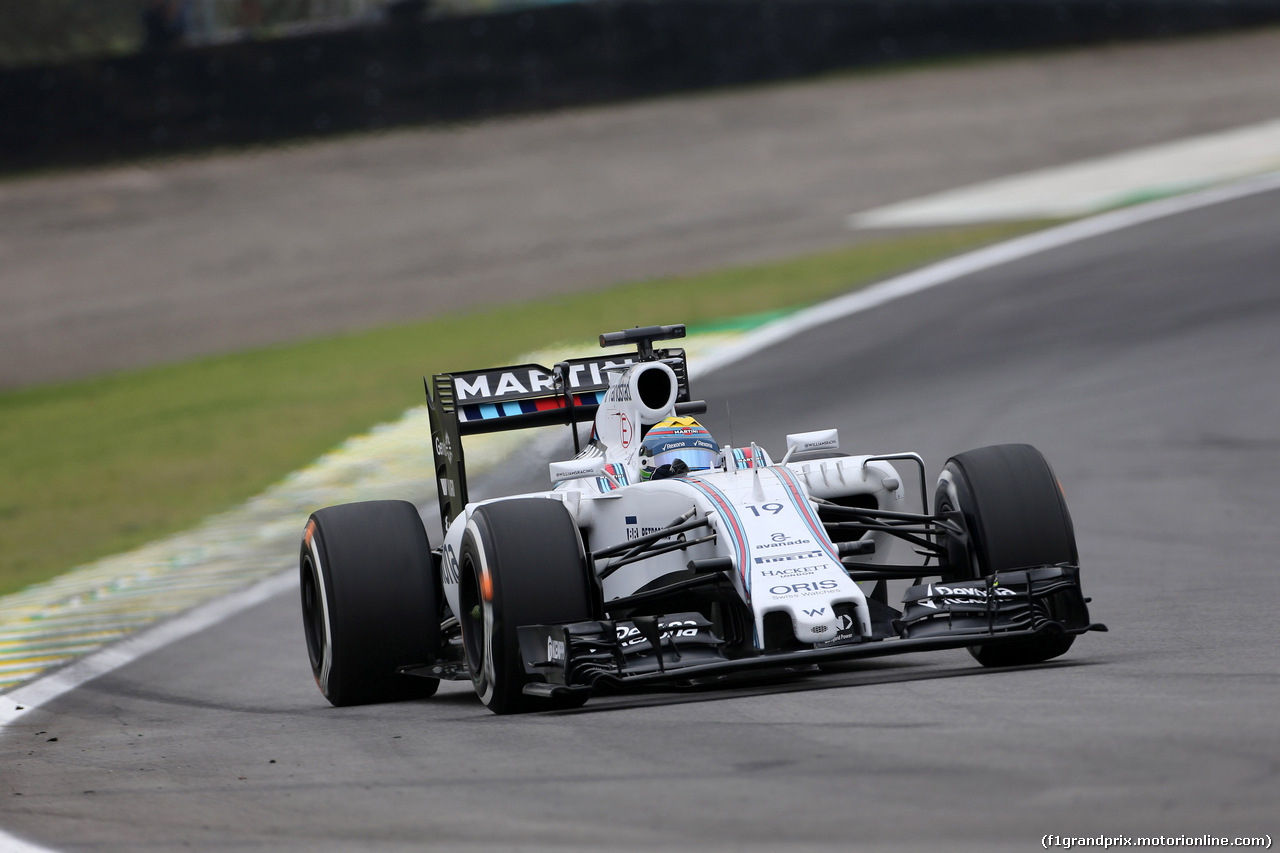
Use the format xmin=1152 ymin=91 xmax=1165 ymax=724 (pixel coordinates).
xmin=300 ymin=500 xmax=441 ymax=706
xmin=935 ymin=444 xmax=1078 ymax=667
xmin=457 ymin=499 xmax=593 ymax=714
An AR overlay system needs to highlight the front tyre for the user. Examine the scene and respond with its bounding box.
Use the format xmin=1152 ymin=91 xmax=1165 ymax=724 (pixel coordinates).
xmin=300 ymin=500 xmax=441 ymax=706
xmin=458 ymin=499 xmax=594 ymax=714
xmin=935 ymin=444 xmax=1078 ymax=667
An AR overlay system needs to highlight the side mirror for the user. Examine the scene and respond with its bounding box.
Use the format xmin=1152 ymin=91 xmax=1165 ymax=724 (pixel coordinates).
xmin=549 ymin=459 xmax=607 ymax=484
xmin=781 ymin=429 xmax=839 ymax=463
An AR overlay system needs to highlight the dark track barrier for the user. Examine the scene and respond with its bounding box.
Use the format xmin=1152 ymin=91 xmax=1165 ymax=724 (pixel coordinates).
xmin=3 ymin=0 xmax=1280 ymax=173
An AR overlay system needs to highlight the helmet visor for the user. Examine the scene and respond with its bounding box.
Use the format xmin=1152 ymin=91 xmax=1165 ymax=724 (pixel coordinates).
xmin=648 ymin=446 xmax=720 ymax=472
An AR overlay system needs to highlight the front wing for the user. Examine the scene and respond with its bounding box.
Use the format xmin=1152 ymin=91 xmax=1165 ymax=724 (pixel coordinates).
xmin=516 ymin=565 xmax=1106 ymax=698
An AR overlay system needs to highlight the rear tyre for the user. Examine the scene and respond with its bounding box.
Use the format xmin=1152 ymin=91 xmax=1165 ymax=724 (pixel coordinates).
xmin=935 ymin=444 xmax=1078 ymax=667
xmin=300 ymin=500 xmax=441 ymax=706
xmin=458 ymin=499 xmax=594 ymax=714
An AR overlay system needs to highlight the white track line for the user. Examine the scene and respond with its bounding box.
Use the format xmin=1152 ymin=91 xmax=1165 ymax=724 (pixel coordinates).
xmin=699 ymin=171 xmax=1280 ymax=378
xmin=849 ymin=118 xmax=1280 ymax=227
xmin=0 ymin=573 xmax=294 ymax=853
xmin=0 ymin=572 xmax=294 ymax=726
xmin=3 ymin=169 xmax=1279 ymax=853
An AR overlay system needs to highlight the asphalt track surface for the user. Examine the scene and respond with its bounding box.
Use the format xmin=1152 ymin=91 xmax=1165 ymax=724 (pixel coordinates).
xmin=3 ymin=178 xmax=1279 ymax=851
xmin=3 ymin=28 xmax=1280 ymax=389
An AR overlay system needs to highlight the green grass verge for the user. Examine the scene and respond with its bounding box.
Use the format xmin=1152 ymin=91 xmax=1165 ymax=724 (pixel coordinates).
xmin=0 ymin=220 xmax=1052 ymax=596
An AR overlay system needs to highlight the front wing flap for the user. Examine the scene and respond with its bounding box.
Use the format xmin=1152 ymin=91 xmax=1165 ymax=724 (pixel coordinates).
xmin=897 ymin=565 xmax=1096 ymax=640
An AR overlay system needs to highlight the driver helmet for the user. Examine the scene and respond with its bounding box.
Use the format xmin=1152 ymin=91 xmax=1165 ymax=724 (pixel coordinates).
xmin=639 ymin=416 xmax=720 ymax=480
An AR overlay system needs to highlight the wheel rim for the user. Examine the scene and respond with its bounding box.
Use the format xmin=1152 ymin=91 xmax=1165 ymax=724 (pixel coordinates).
xmin=935 ymin=478 xmax=979 ymax=581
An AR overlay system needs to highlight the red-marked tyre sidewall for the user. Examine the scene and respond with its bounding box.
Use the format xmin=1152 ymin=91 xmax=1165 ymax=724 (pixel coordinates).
xmin=457 ymin=499 xmax=592 ymax=714
xmin=300 ymin=500 xmax=440 ymax=706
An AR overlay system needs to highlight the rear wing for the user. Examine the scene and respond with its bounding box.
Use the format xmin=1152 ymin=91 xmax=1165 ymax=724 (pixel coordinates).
xmin=426 ymin=326 xmax=694 ymax=530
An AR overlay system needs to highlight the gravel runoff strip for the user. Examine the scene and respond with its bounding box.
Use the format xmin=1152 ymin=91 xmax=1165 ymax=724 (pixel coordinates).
xmin=0 ymin=331 xmax=751 ymax=693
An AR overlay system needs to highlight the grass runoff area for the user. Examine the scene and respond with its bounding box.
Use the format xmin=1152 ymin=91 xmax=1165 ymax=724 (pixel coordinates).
xmin=0 ymin=221 xmax=1051 ymax=597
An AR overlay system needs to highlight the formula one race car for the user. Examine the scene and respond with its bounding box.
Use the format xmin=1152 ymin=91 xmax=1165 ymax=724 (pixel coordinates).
xmin=300 ymin=324 xmax=1105 ymax=713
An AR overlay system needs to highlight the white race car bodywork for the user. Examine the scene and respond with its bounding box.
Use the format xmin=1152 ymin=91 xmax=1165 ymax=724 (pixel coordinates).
xmin=438 ymin=357 xmax=905 ymax=650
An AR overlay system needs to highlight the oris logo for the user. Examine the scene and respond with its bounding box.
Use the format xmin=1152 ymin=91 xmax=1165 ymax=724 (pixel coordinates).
xmin=769 ymin=579 xmax=840 ymax=596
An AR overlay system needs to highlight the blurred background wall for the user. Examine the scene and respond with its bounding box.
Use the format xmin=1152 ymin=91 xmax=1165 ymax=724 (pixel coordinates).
xmin=1 ymin=0 xmax=389 ymax=66
xmin=4 ymin=0 xmax=1280 ymax=173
